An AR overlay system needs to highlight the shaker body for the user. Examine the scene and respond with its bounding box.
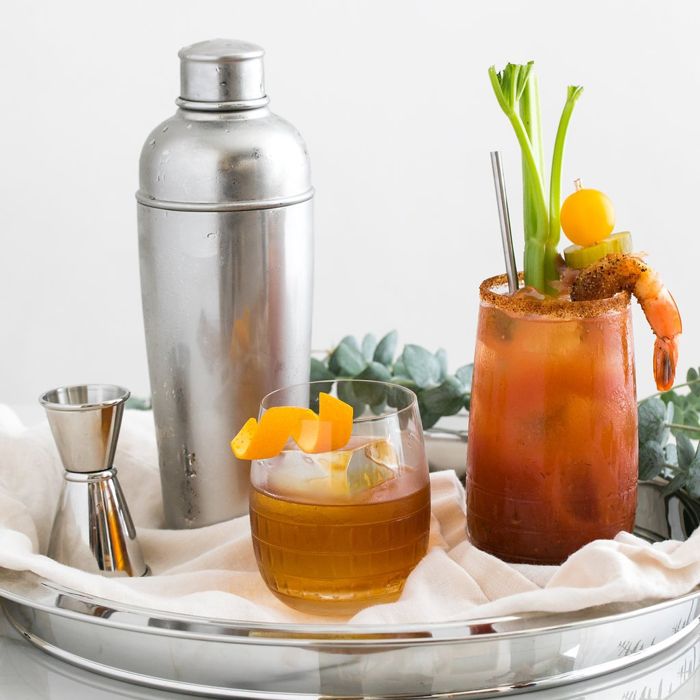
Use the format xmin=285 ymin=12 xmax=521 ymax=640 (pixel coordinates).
xmin=137 ymin=41 xmax=314 ymax=528
xmin=138 ymin=202 xmax=313 ymax=527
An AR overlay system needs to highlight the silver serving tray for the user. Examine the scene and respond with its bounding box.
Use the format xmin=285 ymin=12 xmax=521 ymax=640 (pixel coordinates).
xmin=1 ymin=480 xmax=699 ymax=699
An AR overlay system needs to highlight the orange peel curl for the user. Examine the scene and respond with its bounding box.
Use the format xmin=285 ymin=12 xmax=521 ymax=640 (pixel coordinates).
xmin=230 ymin=392 xmax=353 ymax=460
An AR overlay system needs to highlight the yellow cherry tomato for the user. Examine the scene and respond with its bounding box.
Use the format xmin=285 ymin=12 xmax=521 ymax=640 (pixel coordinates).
xmin=560 ymin=188 xmax=615 ymax=247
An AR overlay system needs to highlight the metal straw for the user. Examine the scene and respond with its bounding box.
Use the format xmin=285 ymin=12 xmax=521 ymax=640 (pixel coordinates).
xmin=490 ymin=151 xmax=519 ymax=293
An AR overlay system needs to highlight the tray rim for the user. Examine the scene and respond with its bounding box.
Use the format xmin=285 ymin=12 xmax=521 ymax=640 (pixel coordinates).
xmin=4 ymin=595 xmax=700 ymax=700
xmin=1 ymin=567 xmax=699 ymax=647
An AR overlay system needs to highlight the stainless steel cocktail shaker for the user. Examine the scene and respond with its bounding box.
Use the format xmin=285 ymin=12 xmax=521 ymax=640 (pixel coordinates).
xmin=137 ymin=39 xmax=313 ymax=529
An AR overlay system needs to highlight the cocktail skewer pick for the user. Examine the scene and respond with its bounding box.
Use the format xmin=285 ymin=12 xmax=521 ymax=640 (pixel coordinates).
xmin=490 ymin=151 xmax=519 ymax=294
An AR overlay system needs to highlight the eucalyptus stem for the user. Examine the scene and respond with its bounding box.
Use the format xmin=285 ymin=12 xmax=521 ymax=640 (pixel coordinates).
xmin=666 ymin=423 xmax=700 ymax=435
xmin=662 ymin=464 xmax=684 ymax=474
xmin=643 ymin=378 xmax=700 ymax=402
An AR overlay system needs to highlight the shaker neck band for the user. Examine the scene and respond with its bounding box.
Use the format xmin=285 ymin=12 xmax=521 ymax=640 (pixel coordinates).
xmin=176 ymin=96 xmax=270 ymax=112
xmin=135 ymin=188 xmax=314 ymax=212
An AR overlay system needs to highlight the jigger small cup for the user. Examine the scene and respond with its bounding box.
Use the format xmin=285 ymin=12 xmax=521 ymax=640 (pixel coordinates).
xmin=40 ymin=384 xmax=149 ymax=577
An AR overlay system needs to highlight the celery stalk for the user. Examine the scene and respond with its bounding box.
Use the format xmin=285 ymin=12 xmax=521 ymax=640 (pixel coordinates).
xmin=488 ymin=65 xmax=548 ymax=290
xmin=488 ymin=63 xmax=583 ymax=294
xmin=546 ymin=85 xmax=584 ymax=279
xmin=519 ymin=72 xmax=546 ymax=290
xmin=519 ymin=73 xmax=545 ymax=182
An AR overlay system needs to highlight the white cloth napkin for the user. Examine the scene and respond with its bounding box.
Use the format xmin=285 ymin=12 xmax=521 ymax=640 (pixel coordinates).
xmin=1 ymin=404 xmax=699 ymax=625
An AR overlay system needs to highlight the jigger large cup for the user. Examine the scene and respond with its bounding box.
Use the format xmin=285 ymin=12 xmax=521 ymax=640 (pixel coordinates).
xmin=40 ymin=384 xmax=148 ymax=577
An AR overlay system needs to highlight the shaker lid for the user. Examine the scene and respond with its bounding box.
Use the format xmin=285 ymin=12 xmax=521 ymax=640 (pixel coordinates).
xmin=178 ymin=39 xmax=268 ymax=110
xmin=138 ymin=38 xmax=313 ymax=211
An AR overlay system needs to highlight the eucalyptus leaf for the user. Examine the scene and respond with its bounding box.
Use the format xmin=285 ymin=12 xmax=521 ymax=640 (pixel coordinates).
xmin=391 ymin=376 xmax=419 ymax=392
xmin=686 ymin=470 xmax=700 ymax=500
xmin=393 ymin=358 xmax=408 ymax=378
xmin=638 ymin=398 xmax=667 ymax=445
xmin=660 ymin=389 xmax=682 ymax=407
xmin=685 ymin=447 xmax=700 ymax=498
xmin=354 ymin=362 xmax=392 ymax=405
xmin=670 ymin=406 xmax=686 ymax=432
xmin=374 ymin=330 xmax=398 ymax=367
xmin=688 ymin=367 xmax=700 ymax=397
xmin=356 ymin=361 xmax=392 ymax=383
xmin=309 ymin=358 xmax=335 ymax=411
xmin=309 ymin=357 xmax=335 ymax=411
xmin=665 ymin=442 xmax=678 ymax=468
xmin=340 ymin=335 xmax=361 ymax=353
xmin=419 ymin=410 xmax=442 ymax=430
xmin=370 ymin=400 xmax=387 ymax=416
xmin=329 ymin=342 xmax=367 ymax=377
xmin=658 ymin=401 xmax=675 ymax=445
xmin=436 ymin=349 xmax=448 ymax=382
xmin=313 ymin=329 xmax=476 ymax=436
xmin=402 ymin=344 xmax=442 ymax=388
xmin=688 ymin=393 xmax=700 ymax=412
xmin=310 ymin=357 xmax=335 ymax=382
xmin=361 ymin=333 xmax=378 ymax=362
xmin=661 ymin=472 xmax=689 ymax=497
xmin=126 ymin=395 xmax=152 ymax=410
xmin=638 ymin=440 xmax=665 ymax=481
xmin=676 ymin=432 xmax=695 ymax=470
xmin=420 ymin=376 xmax=466 ymax=416
xmin=455 ymin=364 xmax=474 ymax=392
xmin=684 ymin=409 xmax=700 ymax=429
xmin=337 ymin=381 xmax=366 ymax=417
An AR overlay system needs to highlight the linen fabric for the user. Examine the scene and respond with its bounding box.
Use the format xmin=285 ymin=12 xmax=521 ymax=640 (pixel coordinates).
xmin=1 ymin=406 xmax=698 ymax=625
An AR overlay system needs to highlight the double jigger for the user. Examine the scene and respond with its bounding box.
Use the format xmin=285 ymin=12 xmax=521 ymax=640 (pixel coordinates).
xmin=40 ymin=384 xmax=148 ymax=577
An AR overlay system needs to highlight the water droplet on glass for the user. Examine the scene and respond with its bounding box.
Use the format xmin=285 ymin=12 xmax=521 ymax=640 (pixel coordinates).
xmin=161 ymin=126 xmax=169 ymax=133
xmin=186 ymin=123 xmax=192 ymax=130
xmin=149 ymin=139 xmax=156 ymax=147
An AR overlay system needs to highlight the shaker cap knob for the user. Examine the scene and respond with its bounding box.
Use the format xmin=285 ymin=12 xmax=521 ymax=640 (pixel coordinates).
xmin=178 ymin=38 xmax=267 ymax=110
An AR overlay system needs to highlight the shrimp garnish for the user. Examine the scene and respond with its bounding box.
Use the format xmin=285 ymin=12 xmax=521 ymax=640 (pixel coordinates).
xmin=571 ymin=253 xmax=682 ymax=391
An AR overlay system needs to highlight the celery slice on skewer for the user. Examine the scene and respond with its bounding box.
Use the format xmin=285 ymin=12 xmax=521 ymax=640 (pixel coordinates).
xmin=564 ymin=232 xmax=633 ymax=270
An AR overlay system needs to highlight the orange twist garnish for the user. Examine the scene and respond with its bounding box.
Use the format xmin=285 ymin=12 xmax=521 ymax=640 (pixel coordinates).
xmin=230 ymin=393 xmax=353 ymax=461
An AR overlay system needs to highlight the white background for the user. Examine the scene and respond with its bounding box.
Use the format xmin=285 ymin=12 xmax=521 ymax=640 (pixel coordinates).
xmin=1 ymin=0 xmax=698 ymax=406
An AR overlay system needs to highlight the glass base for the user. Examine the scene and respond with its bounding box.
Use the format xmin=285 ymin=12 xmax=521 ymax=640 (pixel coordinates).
xmin=467 ymin=522 xmax=636 ymax=567
xmin=269 ymin=582 xmax=405 ymax=616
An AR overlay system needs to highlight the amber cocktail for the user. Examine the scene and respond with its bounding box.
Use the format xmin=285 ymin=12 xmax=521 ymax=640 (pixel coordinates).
xmin=249 ymin=380 xmax=431 ymax=614
xmin=466 ymin=275 xmax=638 ymax=565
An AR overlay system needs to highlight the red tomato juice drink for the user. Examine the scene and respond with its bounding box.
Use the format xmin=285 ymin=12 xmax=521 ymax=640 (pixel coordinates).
xmin=466 ymin=275 xmax=638 ymax=564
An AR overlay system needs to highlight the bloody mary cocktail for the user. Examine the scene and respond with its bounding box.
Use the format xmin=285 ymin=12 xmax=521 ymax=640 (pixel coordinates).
xmin=466 ymin=275 xmax=638 ymax=564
